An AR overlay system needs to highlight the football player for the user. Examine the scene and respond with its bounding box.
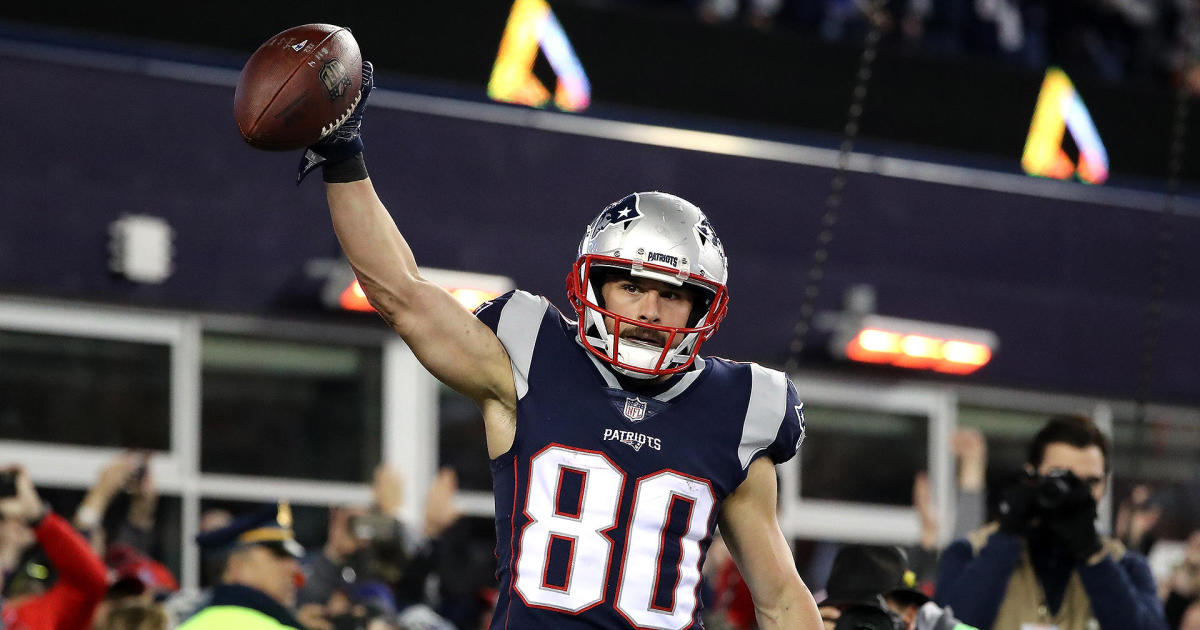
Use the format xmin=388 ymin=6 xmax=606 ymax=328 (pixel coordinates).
xmin=294 ymin=62 xmax=822 ymax=630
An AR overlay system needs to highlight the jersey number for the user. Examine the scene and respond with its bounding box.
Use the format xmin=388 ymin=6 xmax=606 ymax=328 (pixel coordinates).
xmin=514 ymin=445 xmax=716 ymax=630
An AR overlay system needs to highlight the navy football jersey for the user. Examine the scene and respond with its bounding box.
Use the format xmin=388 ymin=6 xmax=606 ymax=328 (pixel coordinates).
xmin=473 ymin=290 xmax=806 ymax=630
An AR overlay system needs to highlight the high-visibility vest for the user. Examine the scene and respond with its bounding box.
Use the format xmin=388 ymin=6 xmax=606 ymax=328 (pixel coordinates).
xmin=177 ymin=605 xmax=300 ymax=630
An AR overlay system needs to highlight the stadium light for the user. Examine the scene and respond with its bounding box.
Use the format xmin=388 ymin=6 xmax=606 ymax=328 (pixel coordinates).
xmin=837 ymin=315 xmax=997 ymax=374
xmin=824 ymin=285 xmax=998 ymax=375
xmin=309 ymin=258 xmax=514 ymax=314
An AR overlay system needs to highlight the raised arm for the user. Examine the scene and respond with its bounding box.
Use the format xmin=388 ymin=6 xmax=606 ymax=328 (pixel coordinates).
xmin=717 ymin=457 xmax=823 ymax=630
xmin=302 ymin=63 xmax=516 ymax=455
xmin=324 ymin=178 xmax=513 ymax=403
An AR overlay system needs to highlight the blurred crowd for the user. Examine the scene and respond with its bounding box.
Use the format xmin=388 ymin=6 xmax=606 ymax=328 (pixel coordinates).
xmin=0 ymin=456 xmax=484 ymax=630
xmin=588 ymin=0 xmax=1200 ymax=90
xmin=4 ymin=414 xmax=1200 ymax=629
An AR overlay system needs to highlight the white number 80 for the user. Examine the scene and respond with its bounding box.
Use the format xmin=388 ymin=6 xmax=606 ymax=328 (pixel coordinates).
xmin=514 ymin=445 xmax=716 ymax=630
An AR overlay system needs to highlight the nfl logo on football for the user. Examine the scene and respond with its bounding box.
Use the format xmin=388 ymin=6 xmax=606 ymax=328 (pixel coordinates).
xmin=623 ymin=397 xmax=647 ymax=422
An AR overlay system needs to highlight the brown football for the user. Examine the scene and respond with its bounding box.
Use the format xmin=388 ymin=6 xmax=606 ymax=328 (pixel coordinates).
xmin=234 ymin=24 xmax=363 ymax=151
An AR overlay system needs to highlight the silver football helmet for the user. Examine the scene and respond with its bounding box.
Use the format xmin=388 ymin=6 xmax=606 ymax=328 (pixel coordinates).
xmin=566 ymin=192 xmax=730 ymax=378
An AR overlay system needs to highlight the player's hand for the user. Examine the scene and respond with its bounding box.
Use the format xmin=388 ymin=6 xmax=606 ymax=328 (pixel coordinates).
xmin=297 ymin=60 xmax=376 ymax=184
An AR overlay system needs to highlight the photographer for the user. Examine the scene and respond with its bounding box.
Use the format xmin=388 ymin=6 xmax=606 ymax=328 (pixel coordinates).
xmin=934 ymin=415 xmax=1167 ymax=630
xmin=297 ymin=466 xmax=460 ymax=629
xmin=0 ymin=465 xmax=108 ymax=630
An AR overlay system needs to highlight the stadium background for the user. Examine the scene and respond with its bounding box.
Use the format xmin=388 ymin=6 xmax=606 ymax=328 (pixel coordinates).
xmin=0 ymin=0 xmax=1197 ymax=599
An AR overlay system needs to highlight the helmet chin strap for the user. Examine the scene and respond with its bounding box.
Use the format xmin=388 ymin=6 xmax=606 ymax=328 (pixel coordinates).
xmin=609 ymin=343 xmax=663 ymax=380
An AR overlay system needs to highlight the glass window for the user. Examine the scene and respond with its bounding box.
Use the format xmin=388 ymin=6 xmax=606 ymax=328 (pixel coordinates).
xmin=0 ymin=330 xmax=170 ymax=449
xmin=799 ymin=405 xmax=927 ymax=506
xmin=200 ymin=336 xmax=382 ymax=482
xmin=437 ymin=385 xmax=491 ymax=492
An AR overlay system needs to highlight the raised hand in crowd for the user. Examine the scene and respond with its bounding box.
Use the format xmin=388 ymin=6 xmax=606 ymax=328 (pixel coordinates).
xmin=0 ymin=465 xmax=108 ymax=630
xmin=373 ymin=464 xmax=405 ymax=519
xmin=422 ymin=468 xmax=461 ymax=541
xmin=913 ymin=472 xmax=938 ymax=551
xmin=1115 ymin=484 xmax=1162 ymax=557
xmin=74 ymin=451 xmax=146 ymax=554
xmin=952 ymin=428 xmax=987 ymax=494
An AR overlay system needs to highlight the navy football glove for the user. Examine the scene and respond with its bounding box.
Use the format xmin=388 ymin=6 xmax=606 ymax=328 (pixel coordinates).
xmin=297 ymin=60 xmax=375 ymax=184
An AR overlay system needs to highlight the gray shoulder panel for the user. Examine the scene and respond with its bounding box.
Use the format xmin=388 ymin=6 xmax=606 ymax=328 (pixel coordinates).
xmin=496 ymin=290 xmax=549 ymax=400
xmin=737 ymin=363 xmax=788 ymax=469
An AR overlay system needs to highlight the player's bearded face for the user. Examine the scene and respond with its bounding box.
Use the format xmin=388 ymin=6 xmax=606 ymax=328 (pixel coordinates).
xmin=599 ymin=277 xmax=695 ymax=349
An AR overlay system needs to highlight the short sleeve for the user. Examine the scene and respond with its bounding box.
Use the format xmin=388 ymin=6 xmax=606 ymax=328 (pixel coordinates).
xmin=471 ymin=289 xmax=549 ymax=400
xmin=765 ymin=377 xmax=806 ymax=464
xmin=737 ymin=365 xmax=806 ymax=469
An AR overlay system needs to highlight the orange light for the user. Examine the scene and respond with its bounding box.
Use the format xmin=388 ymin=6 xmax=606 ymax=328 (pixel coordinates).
xmin=941 ymin=340 xmax=991 ymax=366
xmin=846 ymin=329 xmax=900 ymax=364
xmin=900 ymin=335 xmax=941 ymax=358
xmin=337 ymin=280 xmax=501 ymax=314
xmin=449 ymin=288 xmax=503 ymax=312
xmin=842 ymin=328 xmax=993 ymax=374
xmin=859 ymin=329 xmax=901 ymax=353
xmin=339 ymin=280 xmax=373 ymax=312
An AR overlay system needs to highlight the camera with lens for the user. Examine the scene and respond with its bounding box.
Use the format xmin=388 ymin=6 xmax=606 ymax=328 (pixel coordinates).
xmin=1033 ymin=469 xmax=1084 ymax=512
xmin=0 ymin=470 xmax=17 ymax=498
xmin=346 ymin=512 xmax=410 ymax=584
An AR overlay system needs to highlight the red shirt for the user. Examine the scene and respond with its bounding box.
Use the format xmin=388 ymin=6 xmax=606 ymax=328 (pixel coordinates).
xmin=2 ymin=512 xmax=108 ymax=630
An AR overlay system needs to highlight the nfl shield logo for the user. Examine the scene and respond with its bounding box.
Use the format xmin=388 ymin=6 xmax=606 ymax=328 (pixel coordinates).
xmin=623 ymin=397 xmax=647 ymax=422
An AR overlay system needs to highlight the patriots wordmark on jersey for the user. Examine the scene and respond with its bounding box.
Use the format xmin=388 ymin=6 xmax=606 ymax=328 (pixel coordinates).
xmin=474 ymin=290 xmax=806 ymax=630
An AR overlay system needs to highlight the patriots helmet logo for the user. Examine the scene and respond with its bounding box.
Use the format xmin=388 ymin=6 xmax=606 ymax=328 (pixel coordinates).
xmin=588 ymin=194 xmax=643 ymax=239
xmin=695 ymin=217 xmax=723 ymax=251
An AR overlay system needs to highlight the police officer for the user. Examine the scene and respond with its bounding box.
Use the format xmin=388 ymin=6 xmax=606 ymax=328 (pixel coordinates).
xmin=177 ymin=501 xmax=306 ymax=630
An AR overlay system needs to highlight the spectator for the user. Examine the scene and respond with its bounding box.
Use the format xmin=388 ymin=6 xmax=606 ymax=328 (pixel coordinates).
xmin=93 ymin=601 xmax=169 ymax=630
xmin=299 ymin=465 xmax=461 ymax=622
xmin=104 ymin=542 xmax=179 ymax=603
xmin=818 ymin=544 xmax=976 ymax=630
xmin=1182 ymin=599 xmax=1200 ymax=630
xmin=74 ymin=451 xmax=147 ymax=556
xmin=161 ymin=508 xmax=235 ymax=626
xmin=704 ymin=534 xmax=757 ymax=630
xmin=935 ymin=414 xmax=1167 ymax=630
xmin=1164 ymin=531 xmax=1200 ymax=630
xmin=176 ymin=501 xmax=305 ymax=629
xmin=1115 ymin=484 xmax=1163 ymax=557
xmin=905 ymin=428 xmax=989 ymax=593
xmin=0 ymin=465 xmax=108 ymax=630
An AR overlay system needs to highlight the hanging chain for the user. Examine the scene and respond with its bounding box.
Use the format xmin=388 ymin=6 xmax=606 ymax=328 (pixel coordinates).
xmin=786 ymin=0 xmax=888 ymax=372
xmin=1131 ymin=85 xmax=1190 ymax=475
